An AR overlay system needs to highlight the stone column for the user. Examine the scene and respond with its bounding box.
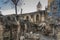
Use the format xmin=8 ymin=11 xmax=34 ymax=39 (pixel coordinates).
xmin=41 ymin=13 xmax=45 ymax=22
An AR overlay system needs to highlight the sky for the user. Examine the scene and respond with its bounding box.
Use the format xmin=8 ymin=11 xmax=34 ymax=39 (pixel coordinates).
xmin=0 ymin=0 xmax=48 ymax=15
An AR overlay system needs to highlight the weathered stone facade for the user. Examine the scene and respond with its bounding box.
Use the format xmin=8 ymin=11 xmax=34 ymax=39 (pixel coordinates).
xmin=0 ymin=0 xmax=60 ymax=40
xmin=0 ymin=1 xmax=48 ymax=40
xmin=19 ymin=10 xmax=47 ymax=23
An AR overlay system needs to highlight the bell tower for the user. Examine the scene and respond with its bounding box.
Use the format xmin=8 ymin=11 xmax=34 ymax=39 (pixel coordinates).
xmin=37 ymin=1 xmax=42 ymax=11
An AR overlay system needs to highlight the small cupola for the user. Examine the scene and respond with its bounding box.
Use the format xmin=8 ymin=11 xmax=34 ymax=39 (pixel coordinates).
xmin=37 ymin=1 xmax=42 ymax=11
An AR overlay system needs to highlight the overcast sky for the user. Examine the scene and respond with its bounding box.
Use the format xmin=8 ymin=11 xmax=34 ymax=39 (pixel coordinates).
xmin=0 ymin=0 xmax=48 ymax=15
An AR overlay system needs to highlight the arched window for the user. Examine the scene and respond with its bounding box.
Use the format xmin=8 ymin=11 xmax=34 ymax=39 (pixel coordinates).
xmin=36 ymin=15 xmax=39 ymax=22
xmin=26 ymin=16 xmax=29 ymax=21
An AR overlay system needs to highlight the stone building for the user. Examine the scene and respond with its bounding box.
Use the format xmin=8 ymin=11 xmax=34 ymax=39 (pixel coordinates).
xmin=19 ymin=1 xmax=47 ymax=24
xmin=0 ymin=0 xmax=60 ymax=40
xmin=0 ymin=1 xmax=48 ymax=40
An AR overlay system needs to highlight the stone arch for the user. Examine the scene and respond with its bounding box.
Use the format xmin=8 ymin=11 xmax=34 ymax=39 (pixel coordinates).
xmin=36 ymin=14 xmax=39 ymax=22
xmin=24 ymin=15 xmax=31 ymax=21
xmin=34 ymin=14 xmax=40 ymax=23
xmin=26 ymin=16 xmax=29 ymax=20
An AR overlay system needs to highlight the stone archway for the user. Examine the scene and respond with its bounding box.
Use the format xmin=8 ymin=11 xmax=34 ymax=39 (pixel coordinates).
xmin=24 ymin=15 xmax=31 ymax=21
xmin=26 ymin=16 xmax=29 ymax=21
xmin=36 ymin=15 xmax=40 ymax=22
xmin=34 ymin=14 xmax=40 ymax=23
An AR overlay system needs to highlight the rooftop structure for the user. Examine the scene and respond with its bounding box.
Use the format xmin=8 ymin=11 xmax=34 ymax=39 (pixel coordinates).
xmin=37 ymin=1 xmax=42 ymax=11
